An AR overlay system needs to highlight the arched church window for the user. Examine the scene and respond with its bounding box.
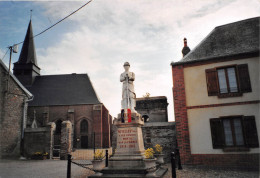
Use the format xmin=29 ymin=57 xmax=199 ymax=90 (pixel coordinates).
xmin=80 ymin=120 xmax=88 ymax=134
xmin=55 ymin=120 xmax=62 ymax=134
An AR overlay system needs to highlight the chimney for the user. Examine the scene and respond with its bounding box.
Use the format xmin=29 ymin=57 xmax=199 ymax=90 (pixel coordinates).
xmin=182 ymin=37 xmax=191 ymax=57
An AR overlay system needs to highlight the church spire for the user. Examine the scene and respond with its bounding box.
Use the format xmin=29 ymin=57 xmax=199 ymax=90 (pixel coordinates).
xmin=13 ymin=20 xmax=40 ymax=86
xmin=16 ymin=20 xmax=38 ymax=66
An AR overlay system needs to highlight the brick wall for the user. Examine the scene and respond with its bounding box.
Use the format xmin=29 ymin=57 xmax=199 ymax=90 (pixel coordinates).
xmin=172 ymin=65 xmax=191 ymax=164
xmin=27 ymin=103 xmax=111 ymax=150
xmin=191 ymin=154 xmax=259 ymax=170
xmin=102 ymin=105 xmax=110 ymax=148
xmin=93 ymin=104 xmax=102 ymax=148
xmin=0 ymin=65 xmax=28 ymax=158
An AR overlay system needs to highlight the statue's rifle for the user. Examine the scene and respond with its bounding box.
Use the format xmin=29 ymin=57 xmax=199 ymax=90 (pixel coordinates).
xmin=126 ymin=74 xmax=131 ymax=123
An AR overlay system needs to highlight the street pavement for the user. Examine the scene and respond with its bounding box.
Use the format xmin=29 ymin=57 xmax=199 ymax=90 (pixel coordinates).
xmin=0 ymin=159 xmax=92 ymax=178
xmin=0 ymin=160 xmax=259 ymax=178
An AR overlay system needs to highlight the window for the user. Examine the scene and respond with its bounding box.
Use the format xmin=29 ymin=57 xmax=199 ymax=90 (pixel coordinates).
xmin=80 ymin=120 xmax=88 ymax=134
xmin=206 ymin=64 xmax=252 ymax=97
xmin=223 ymin=117 xmax=244 ymax=146
xmin=210 ymin=116 xmax=259 ymax=150
xmin=55 ymin=120 xmax=62 ymax=134
xmin=217 ymin=67 xmax=238 ymax=94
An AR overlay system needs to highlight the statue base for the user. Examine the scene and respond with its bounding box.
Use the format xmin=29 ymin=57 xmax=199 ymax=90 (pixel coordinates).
xmin=89 ymin=112 xmax=167 ymax=177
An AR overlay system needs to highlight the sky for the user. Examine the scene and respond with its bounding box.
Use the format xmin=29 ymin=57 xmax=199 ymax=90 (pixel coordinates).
xmin=0 ymin=0 xmax=260 ymax=121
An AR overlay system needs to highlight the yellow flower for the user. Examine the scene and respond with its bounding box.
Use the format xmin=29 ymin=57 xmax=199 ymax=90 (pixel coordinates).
xmin=154 ymin=144 xmax=163 ymax=154
xmin=144 ymin=148 xmax=155 ymax=159
xmin=94 ymin=150 xmax=104 ymax=160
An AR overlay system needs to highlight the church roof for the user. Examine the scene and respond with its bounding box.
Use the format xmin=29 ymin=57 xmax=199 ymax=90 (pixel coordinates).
xmin=26 ymin=73 xmax=101 ymax=106
xmin=15 ymin=20 xmax=38 ymax=66
xmin=0 ymin=59 xmax=33 ymax=98
xmin=171 ymin=17 xmax=260 ymax=66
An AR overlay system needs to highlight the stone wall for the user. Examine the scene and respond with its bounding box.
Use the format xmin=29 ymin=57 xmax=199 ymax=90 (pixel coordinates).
xmin=111 ymin=122 xmax=176 ymax=163
xmin=23 ymin=123 xmax=54 ymax=159
xmin=135 ymin=96 xmax=169 ymax=123
xmin=60 ymin=121 xmax=72 ymax=160
xmin=142 ymin=122 xmax=176 ymax=163
xmin=0 ymin=64 xmax=29 ymax=158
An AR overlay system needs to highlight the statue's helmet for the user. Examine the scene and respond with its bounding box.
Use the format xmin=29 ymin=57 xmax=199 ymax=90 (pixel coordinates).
xmin=123 ymin=62 xmax=130 ymax=66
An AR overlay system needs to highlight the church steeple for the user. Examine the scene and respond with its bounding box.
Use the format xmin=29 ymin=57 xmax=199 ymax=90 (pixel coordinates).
xmin=17 ymin=20 xmax=38 ymax=66
xmin=13 ymin=20 xmax=40 ymax=86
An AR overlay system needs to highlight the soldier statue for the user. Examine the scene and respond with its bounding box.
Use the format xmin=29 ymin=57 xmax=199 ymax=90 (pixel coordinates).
xmin=120 ymin=62 xmax=136 ymax=113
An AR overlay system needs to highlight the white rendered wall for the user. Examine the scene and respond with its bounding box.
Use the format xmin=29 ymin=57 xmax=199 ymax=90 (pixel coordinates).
xmin=183 ymin=57 xmax=259 ymax=107
xmin=187 ymin=104 xmax=259 ymax=154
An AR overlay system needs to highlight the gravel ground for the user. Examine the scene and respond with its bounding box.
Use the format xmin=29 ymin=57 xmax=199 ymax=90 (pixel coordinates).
xmin=0 ymin=160 xmax=258 ymax=178
xmin=163 ymin=163 xmax=259 ymax=178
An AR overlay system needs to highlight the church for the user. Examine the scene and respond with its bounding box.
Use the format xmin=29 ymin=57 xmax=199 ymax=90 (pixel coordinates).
xmin=13 ymin=20 xmax=112 ymax=159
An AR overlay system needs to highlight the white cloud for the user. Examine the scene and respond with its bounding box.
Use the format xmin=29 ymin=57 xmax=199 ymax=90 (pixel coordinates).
xmin=33 ymin=0 xmax=260 ymax=120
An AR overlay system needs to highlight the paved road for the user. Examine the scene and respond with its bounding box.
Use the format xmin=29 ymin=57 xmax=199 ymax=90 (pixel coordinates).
xmin=0 ymin=159 xmax=94 ymax=178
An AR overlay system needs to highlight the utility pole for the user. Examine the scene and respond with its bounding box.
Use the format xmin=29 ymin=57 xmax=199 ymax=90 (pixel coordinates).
xmin=6 ymin=44 xmax=18 ymax=92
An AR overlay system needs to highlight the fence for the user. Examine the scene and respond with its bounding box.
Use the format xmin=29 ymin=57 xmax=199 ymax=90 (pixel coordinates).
xmin=67 ymin=149 xmax=109 ymax=178
xmin=67 ymin=134 xmax=183 ymax=178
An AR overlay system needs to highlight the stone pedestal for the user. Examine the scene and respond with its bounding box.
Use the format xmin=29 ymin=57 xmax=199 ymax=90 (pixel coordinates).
xmin=89 ymin=112 xmax=167 ymax=178
xmin=109 ymin=112 xmax=145 ymax=168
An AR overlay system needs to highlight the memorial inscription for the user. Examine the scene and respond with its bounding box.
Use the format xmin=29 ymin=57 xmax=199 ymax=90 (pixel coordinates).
xmin=117 ymin=128 xmax=138 ymax=149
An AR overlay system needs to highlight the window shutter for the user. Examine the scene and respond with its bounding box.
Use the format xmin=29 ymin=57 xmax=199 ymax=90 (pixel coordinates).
xmin=210 ymin=118 xmax=225 ymax=148
xmin=237 ymin=64 xmax=252 ymax=93
xmin=243 ymin=116 xmax=259 ymax=148
xmin=205 ymin=69 xmax=218 ymax=96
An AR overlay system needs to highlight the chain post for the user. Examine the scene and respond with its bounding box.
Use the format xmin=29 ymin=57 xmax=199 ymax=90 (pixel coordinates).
xmin=105 ymin=150 xmax=108 ymax=167
xmin=176 ymin=148 xmax=182 ymax=170
xmin=171 ymin=152 xmax=176 ymax=178
xmin=93 ymin=132 xmax=95 ymax=156
xmin=67 ymin=154 xmax=71 ymax=178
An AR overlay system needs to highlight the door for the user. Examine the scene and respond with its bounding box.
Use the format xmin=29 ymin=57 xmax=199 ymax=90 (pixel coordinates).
xmin=81 ymin=136 xmax=88 ymax=148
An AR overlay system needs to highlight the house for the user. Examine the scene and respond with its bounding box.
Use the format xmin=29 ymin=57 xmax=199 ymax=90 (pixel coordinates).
xmin=0 ymin=59 xmax=33 ymax=158
xmin=171 ymin=17 xmax=259 ymax=169
xmin=13 ymin=20 xmax=112 ymax=159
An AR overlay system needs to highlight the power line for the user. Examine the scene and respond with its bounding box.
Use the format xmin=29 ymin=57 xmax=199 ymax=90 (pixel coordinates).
xmin=0 ymin=49 xmax=9 ymax=61
xmin=15 ymin=0 xmax=93 ymax=46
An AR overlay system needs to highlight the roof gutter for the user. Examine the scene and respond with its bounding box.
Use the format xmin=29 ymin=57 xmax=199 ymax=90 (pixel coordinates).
xmin=20 ymin=95 xmax=33 ymax=159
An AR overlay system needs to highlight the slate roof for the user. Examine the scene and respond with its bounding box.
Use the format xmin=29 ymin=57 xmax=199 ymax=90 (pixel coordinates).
xmin=172 ymin=17 xmax=260 ymax=66
xmin=26 ymin=74 xmax=101 ymax=106
xmin=15 ymin=20 xmax=38 ymax=66
xmin=0 ymin=59 xmax=33 ymax=98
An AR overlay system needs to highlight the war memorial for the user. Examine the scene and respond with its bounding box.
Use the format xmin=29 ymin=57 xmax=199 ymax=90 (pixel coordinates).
xmin=89 ymin=62 xmax=167 ymax=177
